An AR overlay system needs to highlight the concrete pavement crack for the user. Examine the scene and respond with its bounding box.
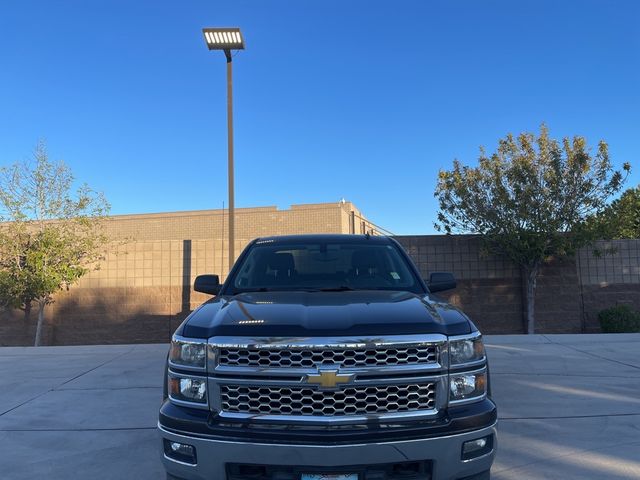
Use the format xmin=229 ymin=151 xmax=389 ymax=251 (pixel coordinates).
xmin=542 ymin=334 xmax=640 ymax=371
xmin=54 ymin=347 xmax=137 ymax=388
xmin=0 ymin=347 xmax=136 ymax=418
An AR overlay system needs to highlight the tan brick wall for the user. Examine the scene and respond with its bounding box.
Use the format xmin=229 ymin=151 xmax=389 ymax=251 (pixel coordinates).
xmin=397 ymin=235 xmax=526 ymax=334
xmin=396 ymin=236 xmax=640 ymax=334
xmin=577 ymin=240 xmax=640 ymax=285
xmin=3 ymin=209 xmax=638 ymax=345
xmin=0 ymin=202 xmax=379 ymax=345
xmin=577 ymin=239 xmax=640 ymax=331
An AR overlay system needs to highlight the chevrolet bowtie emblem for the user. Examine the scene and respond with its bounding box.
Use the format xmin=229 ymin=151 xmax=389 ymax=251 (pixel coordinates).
xmin=305 ymin=370 xmax=354 ymax=389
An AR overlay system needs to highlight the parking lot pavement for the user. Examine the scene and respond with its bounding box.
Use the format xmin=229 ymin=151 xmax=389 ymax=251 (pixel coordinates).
xmin=0 ymin=334 xmax=639 ymax=480
xmin=486 ymin=334 xmax=640 ymax=480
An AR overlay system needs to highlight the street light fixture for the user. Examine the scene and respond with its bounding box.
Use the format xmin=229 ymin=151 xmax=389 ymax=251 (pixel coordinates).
xmin=203 ymin=28 xmax=245 ymax=51
xmin=202 ymin=27 xmax=245 ymax=272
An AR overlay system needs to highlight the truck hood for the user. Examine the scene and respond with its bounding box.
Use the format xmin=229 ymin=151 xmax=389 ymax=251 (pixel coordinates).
xmin=181 ymin=290 xmax=472 ymax=338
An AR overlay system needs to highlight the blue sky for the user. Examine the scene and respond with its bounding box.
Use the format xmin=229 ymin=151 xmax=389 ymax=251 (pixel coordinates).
xmin=1 ymin=0 xmax=638 ymax=234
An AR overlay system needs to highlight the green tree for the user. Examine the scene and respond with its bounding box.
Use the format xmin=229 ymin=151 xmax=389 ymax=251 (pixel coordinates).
xmin=434 ymin=125 xmax=630 ymax=334
xmin=595 ymin=185 xmax=640 ymax=239
xmin=0 ymin=142 xmax=110 ymax=346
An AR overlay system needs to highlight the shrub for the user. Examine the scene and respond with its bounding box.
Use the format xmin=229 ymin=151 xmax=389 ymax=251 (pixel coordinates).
xmin=598 ymin=304 xmax=640 ymax=333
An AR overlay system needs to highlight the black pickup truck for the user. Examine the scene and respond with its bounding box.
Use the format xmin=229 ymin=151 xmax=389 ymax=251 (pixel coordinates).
xmin=159 ymin=234 xmax=497 ymax=480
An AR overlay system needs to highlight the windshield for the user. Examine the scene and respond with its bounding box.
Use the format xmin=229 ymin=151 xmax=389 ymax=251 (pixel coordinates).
xmin=228 ymin=240 xmax=423 ymax=294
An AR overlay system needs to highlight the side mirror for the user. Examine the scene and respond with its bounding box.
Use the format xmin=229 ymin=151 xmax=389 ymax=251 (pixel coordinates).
xmin=194 ymin=274 xmax=221 ymax=295
xmin=427 ymin=272 xmax=456 ymax=293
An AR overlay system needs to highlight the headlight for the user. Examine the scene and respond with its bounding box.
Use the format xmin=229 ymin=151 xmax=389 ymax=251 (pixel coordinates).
xmin=168 ymin=374 xmax=208 ymax=404
xmin=449 ymin=335 xmax=485 ymax=366
xmin=170 ymin=337 xmax=207 ymax=369
xmin=450 ymin=370 xmax=487 ymax=403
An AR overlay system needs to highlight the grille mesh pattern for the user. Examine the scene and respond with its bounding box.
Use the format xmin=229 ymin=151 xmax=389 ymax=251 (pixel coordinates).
xmin=218 ymin=346 xmax=437 ymax=368
xmin=220 ymin=383 xmax=436 ymax=416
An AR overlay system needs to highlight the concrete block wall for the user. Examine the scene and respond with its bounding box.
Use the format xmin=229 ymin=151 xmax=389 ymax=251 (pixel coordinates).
xmin=1 ymin=207 xmax=638 ymax=345
xmin=396 ymin=236 xmax=583 ymax=334
xmin=396 ymin=236 xmax=639 ymax=334
xmin=577 ymin=239 xmax=640 ymax=331
xmin=578 ymin=240 xmax=640 ymax=286
xmin=0 ymin=202 xmax=376 ymax=346
xmin=396 ymin=235 xmax=524 ymax=334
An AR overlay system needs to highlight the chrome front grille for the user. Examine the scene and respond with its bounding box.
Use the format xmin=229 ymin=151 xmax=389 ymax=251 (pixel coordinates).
xmin=220 ymin=383 xmax=436 ymax=416
xmin=210 ymin=335 xmax=447 ymax=423
xmin=218 ymin=345 xmax=437 ymax=369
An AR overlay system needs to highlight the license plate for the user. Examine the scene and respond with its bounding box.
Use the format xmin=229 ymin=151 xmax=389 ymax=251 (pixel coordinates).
xmin=301 ymin=475 xmax=358 ymax=480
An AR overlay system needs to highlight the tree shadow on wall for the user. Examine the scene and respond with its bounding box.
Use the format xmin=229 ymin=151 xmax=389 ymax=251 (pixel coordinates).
xmin=1 ymin=239 xmax=197 ymax=346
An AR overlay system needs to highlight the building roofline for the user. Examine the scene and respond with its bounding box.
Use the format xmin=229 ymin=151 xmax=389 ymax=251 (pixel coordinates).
xmin=103 ymin=202 xmax=356 ymax=221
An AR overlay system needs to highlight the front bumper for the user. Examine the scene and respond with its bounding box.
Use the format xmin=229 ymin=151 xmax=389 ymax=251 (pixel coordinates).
xmin=159 ymin=420 xmax=497 ymax=480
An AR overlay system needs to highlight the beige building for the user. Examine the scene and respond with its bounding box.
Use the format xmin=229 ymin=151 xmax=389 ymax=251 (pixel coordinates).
xmin=100 ymin=201 xmax=377 ymax=281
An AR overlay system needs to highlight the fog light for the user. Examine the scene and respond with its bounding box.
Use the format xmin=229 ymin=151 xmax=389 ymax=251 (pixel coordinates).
xmin=465 ymin=438 xmax=486 ymax=451
xmin=462 ymin=435 xmax=493 ymax=461
xmin=164 ymin=439 xmax=197 ymax=464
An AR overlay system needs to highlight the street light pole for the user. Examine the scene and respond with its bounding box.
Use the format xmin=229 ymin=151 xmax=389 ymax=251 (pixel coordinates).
xmin=225 ymin=49 xmax=235 ymax=269
xmin=202 ymin=27 xmax=245 ymax=272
